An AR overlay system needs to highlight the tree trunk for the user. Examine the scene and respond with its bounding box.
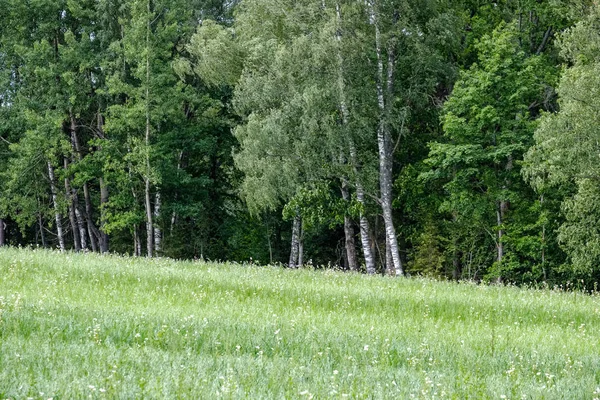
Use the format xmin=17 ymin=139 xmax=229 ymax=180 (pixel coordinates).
xmin=144 ymin=0 xmax=153 ymax=258
xmin=74 ymin=199 xmax=88 ymax=251
xmin=356 ymin=183 xmax=376 ymax=274
xmin=154 ymin=191 xmax=162 ymax=254
xmin=335 ymin=5 xmax=375 ymax=274
xmin=133 ymin=225 xmax=142 ymax=256
xmin=288 ymin=213 xmax=301 ymax=268
xmin=83 ymin=183 xmax=99 ymax=252
xmin=39 ymin=213 xmax=47 ymax=248
xmin=0 ymin=219 xmax=5 ymax=247
xmin=540 ymin=195 xmax=546 ymax=281
xmin=99 ymin=177 xmax=109 ymax=253
xmin=341 ymin=181 xmax=358 ymax=271
xmin=298 ymin=229 xmax=304 ymax=268
xmin=97 ymin=112 xmax=110 ymax=253
xmin=497 ymin=201 xmax=507 ymax=264
xmin=371 ymin=1 xmax=403 ymax=276
xmin=145 ymin=178 xmax=153 ymax=257
xmin=69 ymin=112 xmax=99 ymax=251
xmin=63 ymin=158 xmax=81 ymax=252
xmin=47 ymin=162 xmax=65 ymax=252
xmin=386 ymin=239 xmax=394 ymax=275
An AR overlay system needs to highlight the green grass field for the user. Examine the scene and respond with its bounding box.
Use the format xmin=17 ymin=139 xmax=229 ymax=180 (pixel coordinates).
xmin=0 ymin=248 xmax=599 ymax=399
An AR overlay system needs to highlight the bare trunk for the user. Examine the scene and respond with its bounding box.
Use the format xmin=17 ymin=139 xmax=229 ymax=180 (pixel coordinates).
xmin=540 ymin=195 xmax=546 ymax=281
xmin=83 ymin=183 xmax=98 ymax=252
xmin=298 ymin=230 xmax=304 ymax=268
xmin=145 ymin=178 xmax=153 ymax=257
xmin=97 ymin=112 xmax=110 ymax=253
xmin=63 ymin=158 xmax=81 ymax=252
xmin=356 ymin=184 xmax=377 ymax=274
xmin=341 ymin=181 xmax=358 ymax=271
xmin=74 ymin=200 xmax=88 ymax=251
xmin=372 ymin=2 xmax=403 ymax=276
xmin=39 ymin=213 xmax=47 ymax=248
xmin=47 ymin=162 xmax=65 ymax=252
xmin=0 ymin=219 xmax=5 ymax=246
xmin=153 ymin=192 xmax=162 ymax=254
xmin=497 ymin=201 xmax=507 ymax=264
xmin=170 ymin=211 xmax=177 ymax=236
xmin=144 ymin=0 xmax=153 ymax=258
xmin=97 ymin=113 xmax=110 ymax=253
xmin=288 ymin=213 xmax=301 ymax=268
xmin=133 ymin=225 xmax=142 ymax=256
xmin=70 ymin=113 xmax=99 ymax=251
xmin=335 ymin=5 xmax=375 ymax=273
xmin=267 ymin=226 xmax=273 ymax=264
xmin=386 ymin=239 xmax=394 ymax=275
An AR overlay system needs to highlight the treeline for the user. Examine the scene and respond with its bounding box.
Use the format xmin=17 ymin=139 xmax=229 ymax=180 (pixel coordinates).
xmin=1 ymin=0 xmax=599 ymax=286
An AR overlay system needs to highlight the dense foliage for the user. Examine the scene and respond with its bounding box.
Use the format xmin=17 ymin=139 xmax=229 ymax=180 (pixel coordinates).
xmin=1 ymin=0 xmax=599 ymax=286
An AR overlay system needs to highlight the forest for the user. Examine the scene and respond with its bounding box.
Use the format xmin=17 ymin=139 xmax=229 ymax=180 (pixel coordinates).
xmin=1 ymin=0 xmax=600 ymax=286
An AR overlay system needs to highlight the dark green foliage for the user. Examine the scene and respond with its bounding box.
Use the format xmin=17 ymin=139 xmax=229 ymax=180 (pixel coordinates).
xmin=0 ymin=0 xmax=598 ymax=285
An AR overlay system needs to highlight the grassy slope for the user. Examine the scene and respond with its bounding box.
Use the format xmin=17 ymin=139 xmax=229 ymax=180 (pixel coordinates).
xmin=0 ymin=248 xmax=599 ymax=399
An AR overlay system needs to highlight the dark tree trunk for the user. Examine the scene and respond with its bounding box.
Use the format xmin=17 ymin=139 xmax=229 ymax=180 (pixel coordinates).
xmin=288 ymin=213 xmax=301 ymax=268
xmin=99 ymin=177 xmax=109 ymax=253
xmin=0 ymin=219 xmax=5 ymax=247
xmin=39 ymin=214 xmax=47 ymax=248
xmin=341 ymin=181 xmax=358 ymax=271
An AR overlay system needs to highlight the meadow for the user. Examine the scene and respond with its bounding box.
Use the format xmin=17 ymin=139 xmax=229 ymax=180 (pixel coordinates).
xmin=0 ymin=248 xmax=599 ymax=399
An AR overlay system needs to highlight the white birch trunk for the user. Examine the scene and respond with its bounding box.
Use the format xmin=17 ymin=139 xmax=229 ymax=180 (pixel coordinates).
xmin=371 ymin=1 xmax=403 ymax=276
xmin=47 ymin=162 xmax=65 ymax=252
xmin=134 ymin=225 xmax=142 ymax=256
xmin=145 ymin=178 xmax=153 ymax=257
xmin=144 ymin=0 xmax=154 ymax=258
xmin=336 ymin=2 xmax=376 ymax=273
xmin=70 ymin=113 xmax=99 ymax=251
xmin=63 ymin=158 xmax=81 ymax=252
xmin=74 ymin=199 xmax=88 ymax=251
xmin=356 ymin=181 xmax=377 ymax=274
xmin=154 ymin=191 xmax=162 ymax=254
xmin=288 ymin=213 xmax=301 ymax=268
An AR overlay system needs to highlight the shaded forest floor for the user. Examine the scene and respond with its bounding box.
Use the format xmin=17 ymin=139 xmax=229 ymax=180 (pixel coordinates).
xmin=0 ymin=248 xmax=599 ymax=398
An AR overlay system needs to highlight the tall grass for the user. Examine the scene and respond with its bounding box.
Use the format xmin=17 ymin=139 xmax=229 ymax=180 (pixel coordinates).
xmin=0 ymin=247 xmax=599 ymax=398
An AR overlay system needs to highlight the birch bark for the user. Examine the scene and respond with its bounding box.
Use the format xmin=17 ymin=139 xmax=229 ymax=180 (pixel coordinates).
xmin=371 ymin=0 xmax=403 ymax=275
xmin=154 ymin=192 xmax=162 ymax=254
xmin=47 ymin=161 xmax=65 ymax=251
xmin=70 ymin=113 xmax=99 ymax=251
xmin=335 ymin=2 xmax=376 ymax=273
xmin=63 ymin=158 xmax=81 ymax=251
xmin=288 ymin=213 xmax=301 ymax=268
xmin=144 ymin=0 xmax=154 ymax=257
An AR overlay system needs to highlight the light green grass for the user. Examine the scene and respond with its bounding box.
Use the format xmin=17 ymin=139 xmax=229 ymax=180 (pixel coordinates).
xmin=0 ymin=247 xmax=599 ymax=399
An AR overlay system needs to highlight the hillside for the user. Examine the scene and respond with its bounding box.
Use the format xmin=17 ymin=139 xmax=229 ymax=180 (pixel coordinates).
xmin=0 ymin=248 xmax=598 ymax=398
